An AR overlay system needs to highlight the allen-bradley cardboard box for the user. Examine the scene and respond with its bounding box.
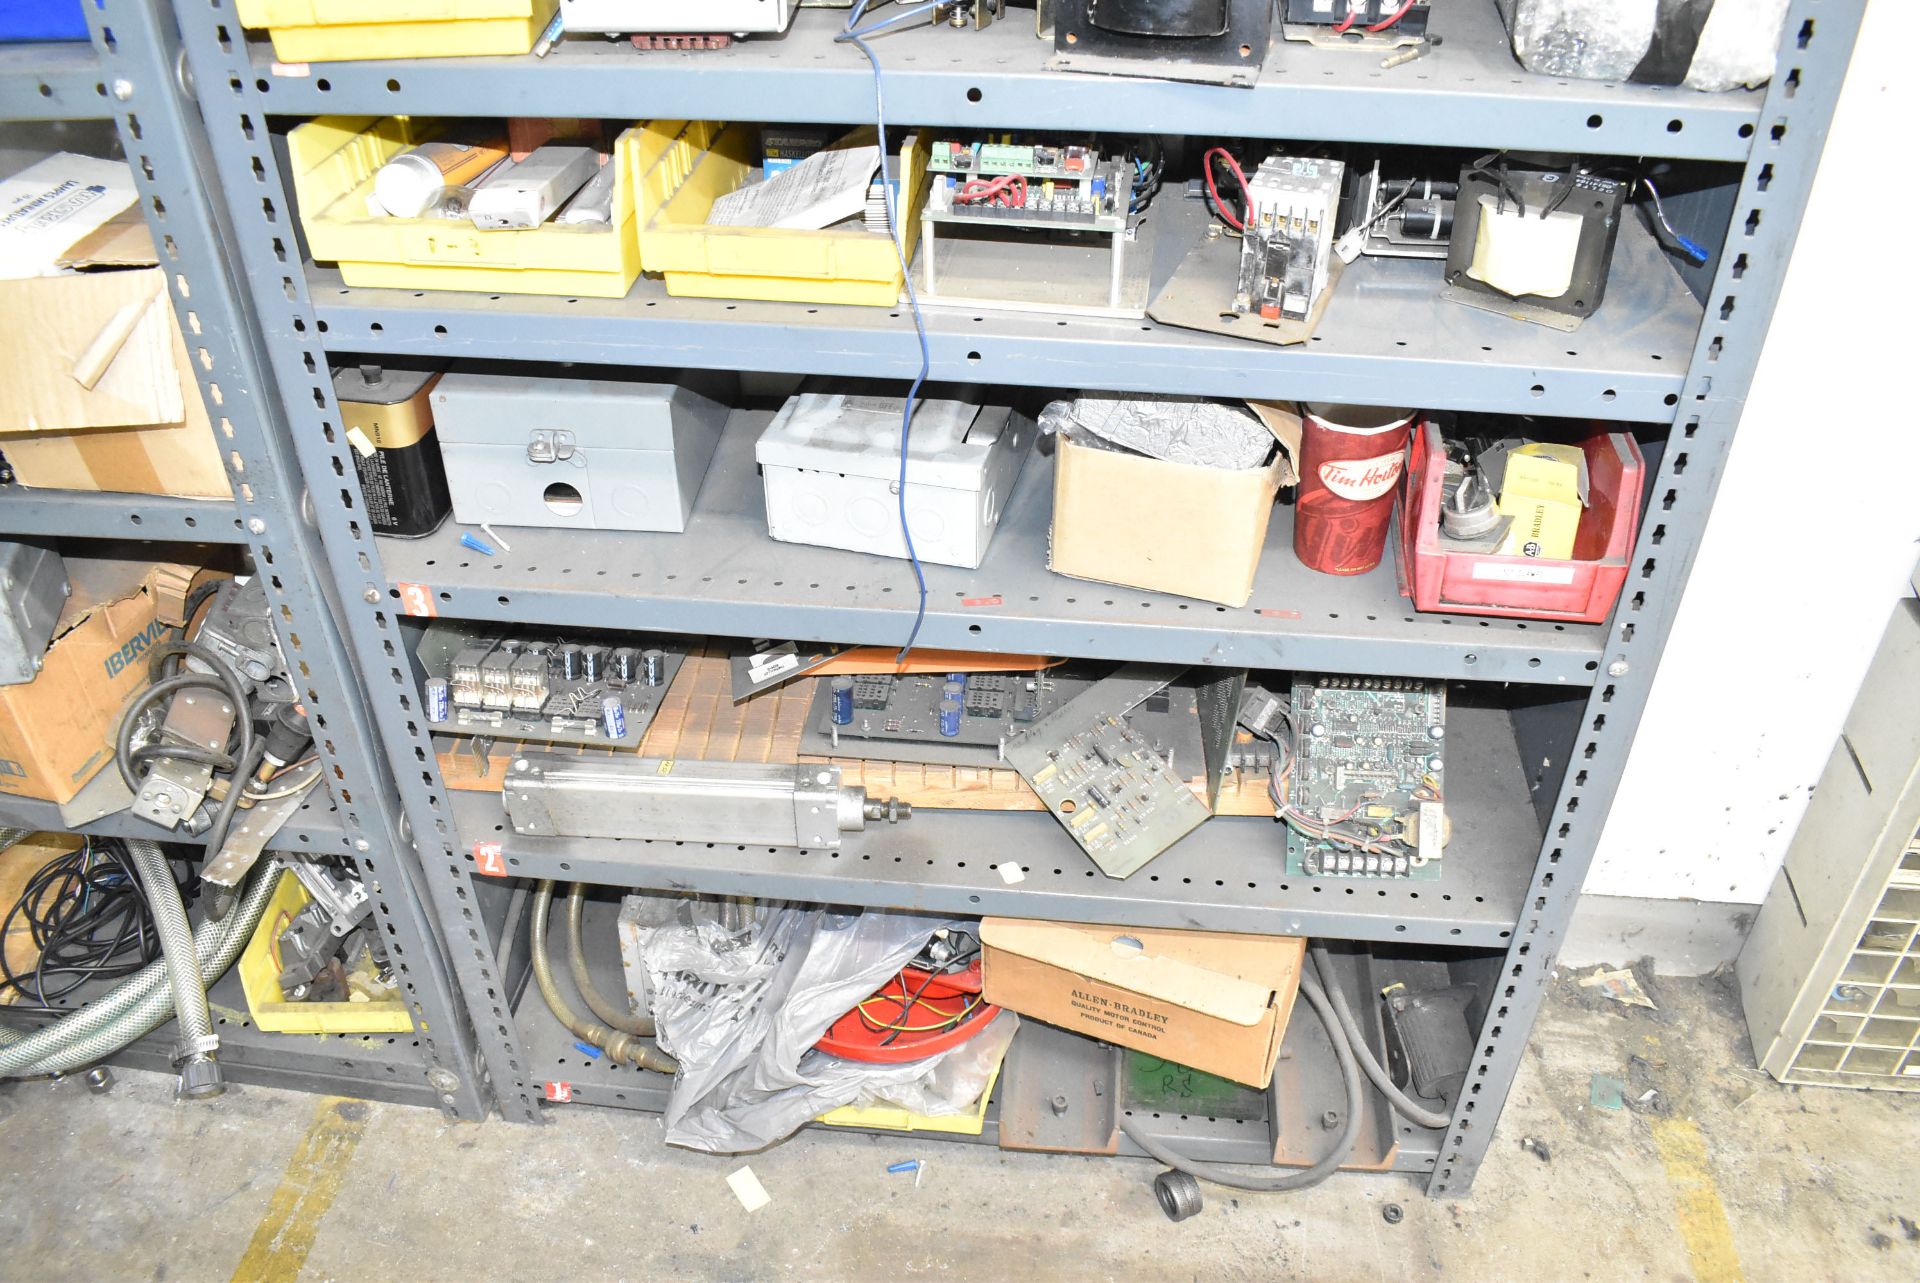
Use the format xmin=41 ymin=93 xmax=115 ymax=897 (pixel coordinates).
xmin=980 ymin=918 xmax=1305 ymax=1088
xmin=0 ymin=155 xmax=230 ymax=499
xmin=1048 ymin=401 xmax=1301 ymax=608
xmin=0 ymin=560 xmax=192 ymax=805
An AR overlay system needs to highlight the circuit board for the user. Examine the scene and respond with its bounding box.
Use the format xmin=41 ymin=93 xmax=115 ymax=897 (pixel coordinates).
xmin=1286 ymin=674 xmax=1446 ymax=880
xmin=926 ymin=139 xmax=1131 ymax=232
xmin=1004 ymin=666 xmax=1211 ymax=879
xmin=415 ymin=625 xmax=686 ymax=749
xmin=797 ymin=664 xmax=1207 ymax=772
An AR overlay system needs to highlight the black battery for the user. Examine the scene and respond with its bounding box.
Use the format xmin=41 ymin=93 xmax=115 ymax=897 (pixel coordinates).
xmin=332 ymin=363 xmax=449 ymax=538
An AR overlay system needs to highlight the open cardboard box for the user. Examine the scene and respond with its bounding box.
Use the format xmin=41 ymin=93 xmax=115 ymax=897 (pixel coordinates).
xmin=1048 ymin=401 xmax=1302 ymax=608
xmin=981 ymin=918 xmax=1305 ymax=1089
xmin=0 ymin=178 xmax=231 ymax=499
xmin=0 ymin=559 xmax=198 ymax=805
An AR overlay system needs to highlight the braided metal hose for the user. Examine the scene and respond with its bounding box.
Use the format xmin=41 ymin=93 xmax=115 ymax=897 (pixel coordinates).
xmin=126 ymin=839 xmax=223 ymax=1098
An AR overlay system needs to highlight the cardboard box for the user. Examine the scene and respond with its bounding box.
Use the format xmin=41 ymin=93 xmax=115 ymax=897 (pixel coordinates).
xmin=0 ymin=189 xmax=230 ymax=500
xmin=0 ymin=560 xmax=192 ymax=805
xmin=1048 ymin=402 xmax=1301 ymax=608
xmin=980 ymin=918 xmax=1305 ymax=1088
xmin=1493 ymin=441 xmax=1588 ymax=561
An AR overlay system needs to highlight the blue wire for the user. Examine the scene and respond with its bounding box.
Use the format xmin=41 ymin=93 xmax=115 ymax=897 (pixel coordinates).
xmin=837 ymin=1 xmax=937 ymax=662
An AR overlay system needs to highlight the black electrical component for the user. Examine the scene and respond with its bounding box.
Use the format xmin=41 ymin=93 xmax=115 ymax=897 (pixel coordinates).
xmin=1442 ymin=153 xmax=1627 ymax=330
xmin=1282 ymin=0 xmax=1431 ymax=38
xmin=1049 ymin=0 xmax=1273 ymax=85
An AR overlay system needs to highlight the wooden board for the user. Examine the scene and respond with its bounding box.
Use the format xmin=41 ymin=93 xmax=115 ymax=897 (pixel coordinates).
xmin=435 ymin=649 xmax=1281 ymax=816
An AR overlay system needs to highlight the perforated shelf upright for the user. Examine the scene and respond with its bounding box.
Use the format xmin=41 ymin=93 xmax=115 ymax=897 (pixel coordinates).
xmin=165 ymin=0 xmax=1865 ymax=1194
xmin=1 ymin=1 xmax=498 ymax=1120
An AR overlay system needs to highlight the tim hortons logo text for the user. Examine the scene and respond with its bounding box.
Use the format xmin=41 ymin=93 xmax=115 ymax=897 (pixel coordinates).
xmin=1317 ymin=452 xmax=1405 ymax=501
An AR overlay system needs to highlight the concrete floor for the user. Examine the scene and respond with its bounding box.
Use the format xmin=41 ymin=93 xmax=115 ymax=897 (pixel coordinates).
xmin=3 ymin=969 xmax=1918 ymax=1283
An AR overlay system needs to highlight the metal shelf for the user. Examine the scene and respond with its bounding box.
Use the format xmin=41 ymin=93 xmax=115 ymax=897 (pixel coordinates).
xmin=240 ymin=0 xmax=1758 ymax=163
xmin=7 ymin=965 xmax=439 ymax=1110
xmin=0 ymin=791 xmax=354 ymax=856
xmin=312 ymin=202 xmax=1699 ymax=423
xmin=0 ymin=41 xmax=109 ymax=121
xmin=0 ymin=489 xmax=247 ymax=543
xmin=456 ymin=703 xmax=1535 ymax=948
xmin=380 ymin=407 xmax=1605 ymax=685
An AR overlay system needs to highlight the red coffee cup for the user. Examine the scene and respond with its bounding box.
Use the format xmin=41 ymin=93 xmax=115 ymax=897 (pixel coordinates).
xmin=1294 ymin=403 xmax=1418 ymax=576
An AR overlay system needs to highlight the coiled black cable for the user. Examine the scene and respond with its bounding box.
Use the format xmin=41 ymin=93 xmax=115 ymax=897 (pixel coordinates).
xmin=0 ymin=837 xmax=196 ymax=1010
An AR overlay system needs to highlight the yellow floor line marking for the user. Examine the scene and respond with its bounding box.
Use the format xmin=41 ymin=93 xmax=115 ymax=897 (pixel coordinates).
xmin=1650 ymin=1115 xmax=1746 ymax=1283
xmin=229 ymin=1096 xmax=370 ymax=1283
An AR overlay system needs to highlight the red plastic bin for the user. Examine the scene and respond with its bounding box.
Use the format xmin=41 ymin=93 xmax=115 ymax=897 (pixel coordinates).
xmin=1396 ymin=421 xmax=1644 ymax=624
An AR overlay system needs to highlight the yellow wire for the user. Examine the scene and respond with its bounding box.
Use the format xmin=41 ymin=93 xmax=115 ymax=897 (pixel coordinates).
xmin=854 ymin=994 xmax=983 ymax=1033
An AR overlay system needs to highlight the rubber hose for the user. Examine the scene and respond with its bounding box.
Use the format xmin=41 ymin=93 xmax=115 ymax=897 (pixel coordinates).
xmin=1308 ymin=943 xmax=1453 ymax=1129
xmin=151 ymin=639 xmax=257 ymax=775
xmin=126 ymin=839 xmax=220 ymax=1090
xmin=202 ymin=741 xmax=268 ymax=865
xmin=566 ymin=882 xmax=657 ymax=1037
xmin=115 ymin=673 xmax=232 ymax=791
xmin=529 ymin=881 xmax=675 ymax=1075
xmin=0 ymin=865 xmax=273 ymax=1076
xmin=1118 ymin=967 xmax=1362 ymax=1193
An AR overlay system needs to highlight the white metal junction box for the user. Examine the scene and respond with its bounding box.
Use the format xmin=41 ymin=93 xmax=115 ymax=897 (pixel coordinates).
xmin=559 ymin=0 xmax=802 ymax=35
xmin=756 ymin=383 xmax=1031 ymax=570
xmin=433 ymin=366 xmax=733 ymax=532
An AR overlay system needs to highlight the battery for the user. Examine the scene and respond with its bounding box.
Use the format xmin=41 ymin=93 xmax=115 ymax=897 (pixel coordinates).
xmin=332 ymin=363 xmax=450 ymax=538
xmin=600 ymin=696 xmax=627 ymax=741
xmin=830 ymin=676 xmax=855 ymax=726
xmin=938 ymin=698 xmax=964 ymax=737
xmin=425 ymin=678 xmax=451 ymax=724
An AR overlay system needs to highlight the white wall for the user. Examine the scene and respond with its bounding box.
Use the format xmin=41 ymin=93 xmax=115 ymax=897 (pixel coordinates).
xmin=1585 ymin=5 xmax=1920 ymax=904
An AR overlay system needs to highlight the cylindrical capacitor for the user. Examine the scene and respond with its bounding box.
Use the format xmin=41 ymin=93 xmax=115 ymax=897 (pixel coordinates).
xmin=830 ymin=676 xmax=855 ymax=726
xmin=556 ymin=644 xmax=583 ymax=681
xmin=581 ymin=646 xmax=606 ymax=683
xmin=942 ymin=680 xmax=966 ymax=703
xmin=600 ymin=696 xmax=627 ymax=740
xmin=610 ymin=647 xmax=638 ymax=684
xmin=641 ymin=648 xmax=667 ymax=687
xmin=1402 ymin=197 xmax=1454 ymax=241
xmin=945 ymin=672 xmax=969 ymax=685
xmin=938 ymin=698 xmax=963 ymax=737
xmin=425 ymin=678 xmax=450 ymax=724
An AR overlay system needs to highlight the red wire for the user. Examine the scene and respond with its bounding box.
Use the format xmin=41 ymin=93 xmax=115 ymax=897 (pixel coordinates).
xmin=1333 ymin=4 xmax=1359 ymax=34
xmin=957 ymin=173 xmax=1027 ymax=208
xmin=1202 ymin=146 xmax=1251 ymax=231
xmin=1368 ymin=0 xmax=1417 ymax=32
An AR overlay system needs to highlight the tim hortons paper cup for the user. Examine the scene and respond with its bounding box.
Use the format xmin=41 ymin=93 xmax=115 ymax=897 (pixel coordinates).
xmin=1294 ymin=403 xmax=1419 ymax=576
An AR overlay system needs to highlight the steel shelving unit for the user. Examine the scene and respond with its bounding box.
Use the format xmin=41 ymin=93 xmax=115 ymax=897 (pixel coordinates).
xmin=0 ymin=2 xmax=497 ymax=1119
xmin=162 ymin=0 xmax=1862 ymax=1195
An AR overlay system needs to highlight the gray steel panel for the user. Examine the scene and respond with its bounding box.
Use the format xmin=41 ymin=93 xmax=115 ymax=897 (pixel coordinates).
xmin=240 ymin=1 xmax=1758 ymax=163
xmin=96 ymin=0 xmax=496 ymax=1120
xmin=380 ymin=408 xmax=1604 ymax=685
xmin=0 ymin=491 xmax=247 ymax=543
xmin=0 ymin=791 xmax=352 ymax=855
xmin=310 ymin=206 xmax=1700 ymax=423
xmin=455 ymin=702 xmax=1536 ymax=949
xmin=0 ymin=42 xmax=109 ymax=121
xmin=1424 ymin=0 xmax=1867 ymax=1197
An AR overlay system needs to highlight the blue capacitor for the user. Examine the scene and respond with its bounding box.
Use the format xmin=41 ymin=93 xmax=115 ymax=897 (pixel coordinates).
xmin=938 ymin=697 xmax=964 ymax=737
xmin=424 ymin=678 xmax=450 ymax=725
xmin=942 ymin=680 xmax=966 ymax=702
xmin=600 ymin=696 xmax=627 ymax=740
xmin=830 ymin=676 xmax=855 ymax=726
xmin=1091 ymin=176 xmax=1107 ymax=201
xmin=945 ymin=672 xmax=969 ymax=685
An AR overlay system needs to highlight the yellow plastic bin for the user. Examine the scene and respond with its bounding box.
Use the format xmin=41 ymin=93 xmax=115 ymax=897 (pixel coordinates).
xmin=816 ymin=1066 xmax=1000 ymax=1137
xmin=636 ymin=121 xmax=929 ymax=307
xmin=239 ymin=869 xmax=414 ymax=1035
xmin=234 ymin=0 xmax=559 ymax=63
xmin=288 ymin=114 xmax=652 ymax=298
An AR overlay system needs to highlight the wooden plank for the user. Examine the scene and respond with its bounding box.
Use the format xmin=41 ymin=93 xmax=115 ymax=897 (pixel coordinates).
xmin=434 ymin=650 xmax=1280 ymax=816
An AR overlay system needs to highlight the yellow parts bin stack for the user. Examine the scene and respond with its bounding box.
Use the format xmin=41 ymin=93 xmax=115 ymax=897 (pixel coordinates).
xmin=239 ymin=870 xmax=414 ymax=1035
xmin=234 ymin=0 xmax=560 ymax=63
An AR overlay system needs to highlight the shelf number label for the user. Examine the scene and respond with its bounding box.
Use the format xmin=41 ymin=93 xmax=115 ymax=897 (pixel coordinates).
xmin=545 ymin=1082 xmax=573 ymax=1103
xmin=472 ymin=840 xmax=506 ymax=876
xmin=396 ymin=582 xmax=438 ymax=618
xmin=962 ymin=595 xmax=1003 ymax=608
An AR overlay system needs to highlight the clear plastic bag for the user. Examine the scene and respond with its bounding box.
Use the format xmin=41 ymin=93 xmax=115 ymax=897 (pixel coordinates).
xmin=641 ymin=904 xmax=1012 ymax=1153
xmin=1496 ymin=0 xmax=1785 ymax=90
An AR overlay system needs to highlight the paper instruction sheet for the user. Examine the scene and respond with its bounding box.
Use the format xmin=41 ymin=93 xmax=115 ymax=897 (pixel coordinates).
xmin=707 ymin=145 xmax=882 ymax=231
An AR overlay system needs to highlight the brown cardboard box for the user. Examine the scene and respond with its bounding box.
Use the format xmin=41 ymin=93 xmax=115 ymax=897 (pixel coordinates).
xmin=0 ymin=210 xmax=231 ymax=499
xmin=1047 ymin=402 xmax=1301 ymax=608
xmin=980 ymin=918 xmax=1305 ymax=1088
xmin=0 ymin=560 xmax=191 ymax=805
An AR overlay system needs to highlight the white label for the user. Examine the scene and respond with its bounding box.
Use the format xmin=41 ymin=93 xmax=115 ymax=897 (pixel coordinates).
xmin=1471 ymin=561 xmax=1578 ymax=585
xmin=708 ymin=145 xmax=881 ymax=231
xmin=746 ymin=650 xmax=802 ymax=682
xmin=0 ymin=153 xmax=139 ymax=280
xmin=997 ymin=862 xmax=1026 ymax=885
xmin=1317 ymin=451 xmax=1404 ymax=501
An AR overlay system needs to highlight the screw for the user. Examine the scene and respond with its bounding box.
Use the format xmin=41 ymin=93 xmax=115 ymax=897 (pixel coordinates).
xmin=84 ymin=1067 xmax=115 ymax=1095
xmin=1320 ymin=1109 xmax=1341 ymax=1131
xmin=1383 ymin=1203 xmax=1404 ymax=1225
xmin=111 ymin=78 xmax=133 ymax=101
xmin=440 ymin=1094 xmax=458 ymax=1108
xmin=363 ymin=588 xmax=381 ymax=603
xmin=1049 ymin=1094 xmax=1070 ymax=1116
xmin=354 ymin=838 xmax=371 ymax=852
xmin=247 ymin=517 xmax=267 ymax=535
xmin=1607 ymin=660 xmax=1630 ymax=677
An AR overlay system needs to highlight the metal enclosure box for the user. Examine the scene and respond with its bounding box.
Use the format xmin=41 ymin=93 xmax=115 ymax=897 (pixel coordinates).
xmin=1739 ymin=601 xmax=1920 ymax=1089
xmin=756 ymin=382 xmax=1031 ymax=570
xmin=432 ymin=367 xmax=732 ymax=532
xmin=0 ymin=543 xmax=69 ymax=686
xmin=559 ymin=0 xmax=798 ymax=34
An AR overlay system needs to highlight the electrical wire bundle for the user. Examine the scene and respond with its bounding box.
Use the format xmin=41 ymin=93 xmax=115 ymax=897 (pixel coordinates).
xmin=1639 ymin=177 xmax=1710 ymax=264
xmin=0 ymin=837 xmax=194 ymax=1014
xmin=1202 ymin=145 xmax=1252 ymax=232
xmin=1129 ymin=136 xmax=1165 ymax=216
xmin=1332 ymin=0 xmax=1419 ymax=35
xmin=955 ymin=172 xmax=1028 ymax=208
xmin=816 ymin=927 xmax=996 ymax=1062
xmin=1251 ymin=705 xmax=1434 ymax=861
